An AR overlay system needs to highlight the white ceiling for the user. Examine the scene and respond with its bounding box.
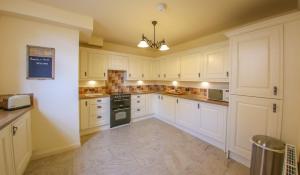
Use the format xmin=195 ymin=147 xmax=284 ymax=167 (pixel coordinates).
xmin=32 ymin=0 xmax=297 ymax=47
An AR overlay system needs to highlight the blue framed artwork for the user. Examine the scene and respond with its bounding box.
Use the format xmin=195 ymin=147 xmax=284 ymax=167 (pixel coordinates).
xmin=27 ymin=45 xmax=55 ymax=79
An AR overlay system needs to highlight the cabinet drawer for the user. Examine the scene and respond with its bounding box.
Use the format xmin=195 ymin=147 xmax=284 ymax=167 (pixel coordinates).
xmin=132 ymin=95 xmax=146 ymax=100
xmin=89 ymin=112 xmax=109 ymax=127
xmin=96 ymin=97 xmax=110 ymax=104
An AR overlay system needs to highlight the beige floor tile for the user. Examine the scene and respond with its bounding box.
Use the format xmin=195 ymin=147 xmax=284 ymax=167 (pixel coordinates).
xmin=25 ymin=118 xmax=249 ymax=175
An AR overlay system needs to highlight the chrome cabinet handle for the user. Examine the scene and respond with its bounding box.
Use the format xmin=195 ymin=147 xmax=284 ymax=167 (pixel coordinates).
xmin=97 ymin=116 xmax=102 ymax=119
xmin=12 ymin=126 xmax=18 ymax=136
xmin=97 ymin=100 xmax=102 ymax=102
xmin=273 ymin=86 xmax=278 ymax=96
xmin=198 ymin=73 xmax=201 ymax=78
xmin=273 ymin=104 xmax=277 ymax=113
xmin=137 ymin=109 xmax=140 ymax=112
xmin=137 ymin=100 xmax=140 ymax=103
xmin=198 ymin=104 xmax=200 ymax=109
xmin=97 ymin=106 xmax=102 ymax=109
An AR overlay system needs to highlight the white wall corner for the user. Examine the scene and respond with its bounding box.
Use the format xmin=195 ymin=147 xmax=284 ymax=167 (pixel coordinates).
xmin=0 ymin=0 xmax=93 ymax=32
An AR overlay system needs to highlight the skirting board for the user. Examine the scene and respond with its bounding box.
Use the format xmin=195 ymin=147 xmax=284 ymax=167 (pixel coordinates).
xmin=153 ymin=115 xmax=226 ymax=152
xmin=31 ymin=143 xmax=81 ymax=160
xmin=80 ymin=115 xmax=154 ymax=136
xmin=228 ymin=151 xmax=251 ymax=167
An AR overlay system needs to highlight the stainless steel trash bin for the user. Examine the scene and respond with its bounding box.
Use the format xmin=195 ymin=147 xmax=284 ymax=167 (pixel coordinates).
xmin=250 ymin=135 xmax=285 ymax=175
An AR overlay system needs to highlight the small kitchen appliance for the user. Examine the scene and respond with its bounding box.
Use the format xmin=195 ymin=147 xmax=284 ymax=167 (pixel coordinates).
xmin=0 ymin=95 xmax=31 ymax=110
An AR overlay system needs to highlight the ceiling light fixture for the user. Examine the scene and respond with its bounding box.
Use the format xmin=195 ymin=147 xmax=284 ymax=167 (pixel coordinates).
xmin=137 ymin=21 xmax=169 ymax=51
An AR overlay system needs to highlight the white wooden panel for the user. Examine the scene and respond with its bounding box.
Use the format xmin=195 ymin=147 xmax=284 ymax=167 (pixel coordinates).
xmin=230 ymin=25 xmax=283 ymax=98
xmin=229 ymin=95 xmax=282 ymax=160
xmin=0 ymin=125 xmax=15 ymax=175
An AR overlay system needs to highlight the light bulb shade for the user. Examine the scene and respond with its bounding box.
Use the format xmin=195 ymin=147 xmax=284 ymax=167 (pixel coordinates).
xmin=159 ymin=43 xmax=170 ymax=51
xmin=137 ymin=40 xmax=149 ymax=48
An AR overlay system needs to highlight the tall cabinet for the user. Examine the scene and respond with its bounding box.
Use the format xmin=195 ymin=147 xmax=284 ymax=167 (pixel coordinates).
xmin=227 ymin=24 xmax=284 ymax=166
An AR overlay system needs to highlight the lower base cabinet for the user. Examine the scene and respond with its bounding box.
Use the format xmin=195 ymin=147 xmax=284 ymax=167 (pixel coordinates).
xmin=80 ymin=97 xmax=110 ymax=131
xmin=154 ymin=94 xmax=228 ymax=150
xmin=0 ymin=111 xmax=32 ymax=175
xmin=0 ymin=125 xmax=14 ymax=175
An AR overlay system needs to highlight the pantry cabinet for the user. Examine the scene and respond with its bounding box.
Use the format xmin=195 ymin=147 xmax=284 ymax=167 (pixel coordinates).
xmin=0 ymin=125 xmax=15 ymax=175
xmin=229 ymin=25 xmax=283 ymax=99
xmin=203 ymin=47 xmax=229 ymax=82
xmin=80 ymin=97 xmax=110 ymax=131
xmin=180 ymin=53 xmax=203 ymax=81
xmin=228 ymin=95 xmax=282 ymax=160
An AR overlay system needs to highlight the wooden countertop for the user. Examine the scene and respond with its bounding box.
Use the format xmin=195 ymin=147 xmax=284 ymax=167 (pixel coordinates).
xmin=0 ymin=107 xmax=33 ymax=130
xmin=80 ymin=91 xmax=228 ymax=106
xmin=79 ymin=94 xmax=110 ymax=99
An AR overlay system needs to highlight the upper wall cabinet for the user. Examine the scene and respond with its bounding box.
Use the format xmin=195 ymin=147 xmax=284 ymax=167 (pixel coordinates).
xmin=180 ymin=53 xmax=204 ymax=81
xmin=80 ymin=48 xmax=108 ymax=80
xmin=229 ymin=25 xmax=283 ymax=99
xmin=203 ymin=47 xmax=229 ymax=82
xmin=108 ymin=54 xmax=128 ymax=71
xmin=151 ymin=59 xmax=161 ymax=80
xmin=160 ymin=56 xmax=181 ymax=81
xmin=127 ymin=56 xmax=142 ymax=80
xmin=142 ymin=58 xmax=152 ymax=80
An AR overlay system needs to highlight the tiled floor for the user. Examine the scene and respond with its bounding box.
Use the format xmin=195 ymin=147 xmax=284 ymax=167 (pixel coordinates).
xmin=25 ymin=118 xmax=249 ymax=175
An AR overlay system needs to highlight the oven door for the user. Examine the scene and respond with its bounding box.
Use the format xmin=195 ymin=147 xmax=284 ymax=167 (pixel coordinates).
xmin=110 ymin=107 xmax=131 ymax=128
xmin=111 ymin=98 xmax=130 ymax=109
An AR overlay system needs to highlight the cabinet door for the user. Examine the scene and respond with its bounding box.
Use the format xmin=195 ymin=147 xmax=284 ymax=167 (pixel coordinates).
xmin=180 ymin=53 xmax=203 ymax=81
xmin=128 ymin=56 xmax=142 ymax=80
xmin=204 ymin=47 xmax=229 ymax=82
xmin=108 ymin=54 xmax=128 ymax=71
xmin=230 ymin=25 xmax=283 ymax=99
xmin=0 ymin=125 xmax=15 ymax=175
xmin=151 ymin=59 xmax=161 ymax=80
xmin=166 ymin=57 xmax=181 ymax=80
xmin=199 ymin=103 xmax=227 ymax=143
xmin=160 ymin=95 xmax=176 ymax=123
xmin=80 ymin=100 xmax=89 ymax=130
xmin=160 ymin=59 xmax=168 ymax=80
xmin=12 ymin=112 xmax=32 ymax=175
xmin=142 ymin=59 xmax=152 ymax=80
xmin=88 ymin=53 xmax=108 ymax=80
xmin=228 ymin=95 xmax=282 ymax=160
xmin=79 ymin=48 xmax=88 ymax=80
xmin=175 ymin=98 xmax=200 ymax=132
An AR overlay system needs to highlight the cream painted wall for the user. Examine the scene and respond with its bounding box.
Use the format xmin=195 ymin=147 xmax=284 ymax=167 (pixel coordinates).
xmin=0 ymin=16 xmax=80 ymax=158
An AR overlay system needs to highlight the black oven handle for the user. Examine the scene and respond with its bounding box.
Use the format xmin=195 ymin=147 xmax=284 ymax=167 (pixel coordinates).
xmin=113 ymin=99 xmax=130 ymax=102
xmin=113 ymin=108 xmax=130 ymax=112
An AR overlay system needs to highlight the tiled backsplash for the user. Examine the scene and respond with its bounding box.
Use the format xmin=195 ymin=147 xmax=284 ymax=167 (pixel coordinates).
xmin=79 ymin=70 xmax=208 ymax=97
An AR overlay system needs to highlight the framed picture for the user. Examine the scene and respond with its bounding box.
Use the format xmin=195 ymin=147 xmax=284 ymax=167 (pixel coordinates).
xmin=27 ymin=45 xmax=55 ymax=80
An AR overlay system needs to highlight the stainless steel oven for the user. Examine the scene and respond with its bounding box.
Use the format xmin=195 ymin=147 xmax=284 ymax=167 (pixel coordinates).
xmin=110 ymin=93 xmax=131 ymax=128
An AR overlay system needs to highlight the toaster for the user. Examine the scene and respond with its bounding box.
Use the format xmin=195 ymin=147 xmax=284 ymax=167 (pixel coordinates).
xmin=0 ymin=95 xmax=31 ymax=111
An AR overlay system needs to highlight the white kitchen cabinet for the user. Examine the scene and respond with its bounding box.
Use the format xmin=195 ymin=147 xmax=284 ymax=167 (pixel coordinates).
xmin=199 ymin=103 xmax=227 ymax=143
xmin=180 ymin=53 xmax=204 ymax=81
xmin=127 ymin=56 xmax=143 ymax=80
xmin=79 ymin=47 xmax=108 ymax=80
xmin=80 ymin=98 xmax=110 ymax=132
xmin=108 ymin=54 xmax=128 ymax=71
xmin=203 ymin=47 xmax=229 ymax=82
xmin=12 ymin=111 xmax=32 ymax=175
xmin=159 ymin=95 xmax=176 ymax=123
xmin=0 ymin=125 xmax=15 ymax=175
xmin=142 ymin=59 xmax=152 ymax=80
xmin=228 ymin=95 xmax=282 ymax=161
xmin=230 ymin=25 xmax=283 ymax=99
xmin=159 ymin=57 xmax=180 ymax=80
xmin=79 ymin=48 xmax=89 ymax=80
xmin=88 ymin=53 xmax=108 ymax=80
xmin=175 ymin=98 xmax=200 ymax=132
xmin=151 ymin=59 xmax=161 ymax=80
xmin=131 ymin=94 xmax=147 ymax=118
